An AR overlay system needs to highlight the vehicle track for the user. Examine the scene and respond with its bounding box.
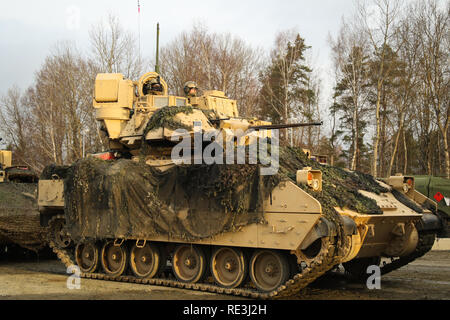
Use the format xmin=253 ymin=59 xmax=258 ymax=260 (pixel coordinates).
xmin=49 ymin=217 xmax=342 ymax=299
xmin=49 ymin=216 xmax=437 ymax=299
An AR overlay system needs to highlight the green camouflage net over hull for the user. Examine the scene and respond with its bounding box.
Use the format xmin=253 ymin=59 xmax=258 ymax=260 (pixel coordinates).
xmin=43 ymin=97 xmax=405 ymax=246
xmin=391 ymin=189 xmax=428 ymax=214
xmin=278 ymin=147 xmax=389 ymax=215
xmin=140 ymin=106 xmax=389 ymax=217
xmin=62 ymin=158 xmax=281 ymax=243
xmin=0 ymin=183 xmax=48 ymax=251
xmin=276 ymin=147 xmax=391 ymax=255
xmin=49 ymin=135 xmax=397 ymax=247
xmin=278 ymin=147 xmax=430 ymax=217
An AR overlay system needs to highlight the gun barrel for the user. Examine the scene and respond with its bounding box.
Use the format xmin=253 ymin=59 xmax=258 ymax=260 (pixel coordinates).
xmin=249 ymin=121 xmax=323 ymax=130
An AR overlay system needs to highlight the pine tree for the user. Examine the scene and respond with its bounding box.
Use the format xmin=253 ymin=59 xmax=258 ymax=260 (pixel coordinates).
xmin=259 ymin=33 xmax=314 ymax=145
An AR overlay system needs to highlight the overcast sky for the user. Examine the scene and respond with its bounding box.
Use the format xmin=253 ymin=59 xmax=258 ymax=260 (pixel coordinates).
xmin=0 ymin=0 xmax=358 ymax=106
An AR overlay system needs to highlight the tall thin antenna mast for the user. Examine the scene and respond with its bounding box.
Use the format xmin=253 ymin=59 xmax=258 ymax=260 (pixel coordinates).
xmin=137 ymin=0 xmax=141 ymax=63
xmin=155 ymin=23 xmax=160 ymax=74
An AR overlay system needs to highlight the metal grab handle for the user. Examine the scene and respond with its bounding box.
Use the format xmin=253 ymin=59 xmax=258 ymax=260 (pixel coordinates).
xmin=113 ymin=238 xmax=124 ymax=247
xmin=136 ymin=239 xmax=146 ymax=248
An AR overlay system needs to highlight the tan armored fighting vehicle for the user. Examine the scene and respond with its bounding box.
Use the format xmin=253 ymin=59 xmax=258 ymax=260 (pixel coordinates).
xmin=38 ymin=72 xmax=441 ymax=298
xmin=0 ymin=149 xmax=11 ymax=183
xmin=0 ymin=145 xmax=45 ymax=254
xmin=0 ymin=144 xmax=37 ymax=183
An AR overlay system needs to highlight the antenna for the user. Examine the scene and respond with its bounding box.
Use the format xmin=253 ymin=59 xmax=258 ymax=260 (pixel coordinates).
xmin=137 ymin=0 xmax=141 ymax=63
xmin=155 ymin=23 xmax=160 ymax=74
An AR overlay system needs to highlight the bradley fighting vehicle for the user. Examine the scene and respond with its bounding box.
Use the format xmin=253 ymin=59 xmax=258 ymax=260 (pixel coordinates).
xmin=0 ymin=141 xmax=45 ymax=255
xmin=0 ymin=139 xmax=37 ymax=183
xmin=37 ymin=71 xmax=442 ymax=299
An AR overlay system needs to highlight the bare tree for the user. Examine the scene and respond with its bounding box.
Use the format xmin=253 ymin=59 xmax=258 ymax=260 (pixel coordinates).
xmin=357 ymin=0 xmax=403 ymax=177
xmin=386 ymin=10 xmax=421 ymax=176
xmin=0 ymin=86 xmax=32 ymax=166
xmin=415 ymin=0 xmax=450 ymax=178
xmin=160 ymin=24 xmax=263 ymax=117
xmin=329 ymin=20 xmax=371 ymax=171
xmin=22 ymin=43 xmax=103 ymax=170
xmin=89 ymin=14 xmax=146 ymax=80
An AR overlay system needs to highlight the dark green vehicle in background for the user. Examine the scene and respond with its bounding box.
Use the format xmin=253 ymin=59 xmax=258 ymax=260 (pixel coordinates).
xmin=414 ymin=176 xmax=450 ymax=238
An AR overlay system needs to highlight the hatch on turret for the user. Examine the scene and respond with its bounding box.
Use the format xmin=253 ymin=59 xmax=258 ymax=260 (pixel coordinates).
xmin=189 ymin=91 xmax=239 ymax=118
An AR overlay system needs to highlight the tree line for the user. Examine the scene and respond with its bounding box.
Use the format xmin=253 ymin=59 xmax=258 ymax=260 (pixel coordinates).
xmin=328 ymin=0 xmax=449 ymax=178
xmin=0 ymin=0 xmax=448 ymax=178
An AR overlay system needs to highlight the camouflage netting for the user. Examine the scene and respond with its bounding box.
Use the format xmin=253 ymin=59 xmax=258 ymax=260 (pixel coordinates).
xmin=277 ymin=147 xmax=429 ymax=215
xmin=276 ymin=147 xmax=393 ymax=254
xmin=142 ymin=106 xmax=225 ymax=140
xmin=40 ymin=164 xmax=70 ymax=180
xmin=60 ymin=158 xmax=281 ymax=242
xmin=143 ymin=106 xmax=195 ymax=135
xmin=50 ymin=145 xmax=397 ymax=245
xmin=278 ymin=147 xmax=389 ymax=216
xmin=391 ymin=189 xmax=428 ymax=214
xmin=140 ymin=106 xmax=391 ymax=218
xmin=41 ymin=104 xmax=423 ymax=246
xmin=0 ymin=183 xmax=48 ymax=251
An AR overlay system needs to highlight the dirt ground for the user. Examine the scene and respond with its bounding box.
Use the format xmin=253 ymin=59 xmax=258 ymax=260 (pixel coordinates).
xmin=297 ymin=251 xmax=450 ymax=300
xmin=0 ymin=249 xmax=448 ymax=300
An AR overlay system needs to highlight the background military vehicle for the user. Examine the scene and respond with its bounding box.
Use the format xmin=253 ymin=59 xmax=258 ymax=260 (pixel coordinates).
xmin=0 ymin=140 xmax=37 ymax=184
xmin=37 ymin=70 xmax=442 ymax=298
xmin=0 ymin=142 xmax=46 ymax=257
xmin=413 ymin=175 xmax=449 ymax=237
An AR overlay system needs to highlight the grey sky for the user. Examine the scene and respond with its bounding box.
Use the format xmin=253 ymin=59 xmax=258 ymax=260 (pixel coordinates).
xmin=0 ymin=0 xmax=357 ymax=105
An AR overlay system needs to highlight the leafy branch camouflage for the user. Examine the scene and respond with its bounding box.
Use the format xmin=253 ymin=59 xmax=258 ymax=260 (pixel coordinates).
xmin=142 ymin=106 xmax=195 ymax=136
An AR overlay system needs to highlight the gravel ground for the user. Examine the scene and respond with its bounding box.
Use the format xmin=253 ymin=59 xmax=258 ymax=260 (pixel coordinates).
xmin=297 ymin=251 xmax=450 ymax=300
xmin=0 ymin=249 xmax=448 ymax=300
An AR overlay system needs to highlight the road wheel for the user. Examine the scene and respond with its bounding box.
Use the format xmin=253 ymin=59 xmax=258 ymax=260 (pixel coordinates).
xmin=130 ymin=242 xmax=162 ymax=278
xmin=249 ymin=250 xmax=289 ymax=292
xmin=101 ymin=241 xmax=128 ymax=277
xmin=211 ymin=247 xmax=247 ymax=288
xmin=172 ymin=245 xmax=207 ymax=283
xmin=75 ymin=242 xmax=99 ymax=273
